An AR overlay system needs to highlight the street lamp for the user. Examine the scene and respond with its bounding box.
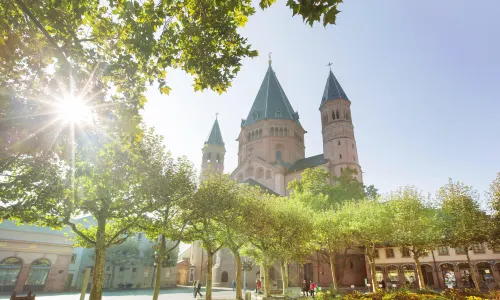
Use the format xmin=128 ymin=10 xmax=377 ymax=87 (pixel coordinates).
xmin=241 ymin=258 xmax=253 ymax=293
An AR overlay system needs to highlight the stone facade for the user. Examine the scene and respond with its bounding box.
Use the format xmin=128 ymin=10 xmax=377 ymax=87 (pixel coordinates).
xmin=0 ymin=220 xmax=73 ymax=293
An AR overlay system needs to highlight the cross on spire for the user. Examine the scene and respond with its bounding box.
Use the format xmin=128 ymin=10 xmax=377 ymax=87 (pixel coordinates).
xmin=326 ymin=62 xmax=333 ymax=69
xmin=215 ymin=112 xmax=219 ymax=120
xmin=268 ymin=52 xmax=272 ymax=65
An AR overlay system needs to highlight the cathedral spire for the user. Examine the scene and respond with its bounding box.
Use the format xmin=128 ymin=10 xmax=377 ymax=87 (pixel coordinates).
xmin=319 ymin=69 xmax=349 ymax=109
xmin=241 ymin=63 xmax=300 ymax=128
xmin=205 ymin=116 xmax=224 ymax=146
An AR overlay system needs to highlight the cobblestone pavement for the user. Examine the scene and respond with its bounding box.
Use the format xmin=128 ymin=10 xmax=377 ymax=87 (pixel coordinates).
xmin=0 ymin=286 xmax=240 ymax=300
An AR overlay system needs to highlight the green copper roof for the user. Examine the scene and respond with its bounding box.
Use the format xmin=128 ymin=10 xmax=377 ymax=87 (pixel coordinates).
xmin=242 ymin=64 xmax=300 ymax=127
xmin=243 ymin=178 xmax=277 ymax=195
xmin=320 ymin=70 xmax=349 ymax=109
xmin=287 ymin=154 xmax=329 ymax=173
xmin=205 ymin=119 xmax=224 ymax=146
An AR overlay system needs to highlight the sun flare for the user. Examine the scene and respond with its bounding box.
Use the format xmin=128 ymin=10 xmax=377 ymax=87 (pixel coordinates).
xmin=58 ymin=97 xmax=91 ymax=124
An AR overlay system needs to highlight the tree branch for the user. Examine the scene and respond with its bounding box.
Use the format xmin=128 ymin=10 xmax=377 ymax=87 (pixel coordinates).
xmin=66 ymin=221 xmax=96 ymax=245
xmin=12 ymin=0 xmax=71 ymax=67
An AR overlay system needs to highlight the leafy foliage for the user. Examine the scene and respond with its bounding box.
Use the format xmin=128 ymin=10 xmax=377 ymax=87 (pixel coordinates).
xmin=488 ymin=172 xmax=500 ymax=247
xmin=437 ymin=179 xmax=489 ymax=291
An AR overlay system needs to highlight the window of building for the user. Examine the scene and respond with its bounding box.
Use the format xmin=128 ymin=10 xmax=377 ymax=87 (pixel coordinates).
xmin=401 ymin=247 xmax=411 ymax=257
xmin=132 ymin=268 xmax=137 ymax=272
xmin=276 ymin=151 xmax=282 ymax=161
xmin=284 ymin=128 xmax=288 ymax=136
xmin=332 ymin=111 xmax=336 ymax=120
xmin=455 ymin=247 xmax=466 ymax=255
xmin=386 ymin=248 xmax=395 ymax=258
xmin=71 ymin=254 xmax=77 ymax=263
xmin=437 ymin=246 xmax=449 ymax=256
xmin=137 ymin=233 xmax=143 ymax=241
xmin=472 ymin=243 xmax=485 ymax=254
xmin=336 ymin=110 xmax=340 ymax=119
xmin=373 ymin=249 xmax=379 ymax=258
xmin=350 ymin=261 xmax=354 ymax=269
xmin=120 ymin=267 xmax=124 ymax=272
xmin=270 ymin=127 xmax=274 ymax=136
xmin=339 ymin=154 xmax=342 ymax=159
xmin=259 ymin=129 xmax=263 ymax=138
xmin=275 ymin=111 xmax=282 ymax=117
xmin=337 ymin=141 xmax=340 ymax=146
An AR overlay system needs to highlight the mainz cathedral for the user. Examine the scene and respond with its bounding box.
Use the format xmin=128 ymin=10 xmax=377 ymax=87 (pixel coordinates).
xmin=187 ymin=60 xmax=367 ymax=288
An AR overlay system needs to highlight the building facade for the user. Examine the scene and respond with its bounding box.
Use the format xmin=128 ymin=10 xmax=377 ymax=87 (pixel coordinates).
xmin=0 ymin=220 xmax=73 ymax=293
xmin=186 ymin=61 xmax=500 ymax=290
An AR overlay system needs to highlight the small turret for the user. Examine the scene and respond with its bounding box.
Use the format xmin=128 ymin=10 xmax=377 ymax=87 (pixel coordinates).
xmin=201 ymin=115 xmax=225 ymax=179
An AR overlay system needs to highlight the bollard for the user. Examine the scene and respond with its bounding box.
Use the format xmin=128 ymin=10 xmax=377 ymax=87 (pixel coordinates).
xmin=245 ymin=291 xmax=252 ymax=300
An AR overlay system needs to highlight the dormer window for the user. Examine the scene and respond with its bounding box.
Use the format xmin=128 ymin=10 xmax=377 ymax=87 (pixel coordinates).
xmin=275 ymin=110 xmax=282 ymax=117
xmin=252 ymin=110 xmax=259 ymax=120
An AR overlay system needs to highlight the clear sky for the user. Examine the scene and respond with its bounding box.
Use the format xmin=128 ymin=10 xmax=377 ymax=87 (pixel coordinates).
xmin=142 ymin=0 xmax=500 ymax=204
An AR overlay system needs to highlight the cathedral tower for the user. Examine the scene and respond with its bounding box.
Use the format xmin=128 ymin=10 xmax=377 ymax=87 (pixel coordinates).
xmin=201 ymin=116 xmax=225 ymax=179
xmin=320 ymin=69 xmax=362 ymax=181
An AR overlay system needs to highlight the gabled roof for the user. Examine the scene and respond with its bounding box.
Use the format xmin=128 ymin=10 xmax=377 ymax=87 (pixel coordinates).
xmin=319 ymin=70 xmax=349 ymax=109
xmin=287 ymin=154 xmax=329 ymax=173
xmin=205 ymin=118 xmax=224 ymax=146
xmin=241 ymin=64 xmax=300 ymax=127
xmin=243 ymin=178 xmax=278 ymax=195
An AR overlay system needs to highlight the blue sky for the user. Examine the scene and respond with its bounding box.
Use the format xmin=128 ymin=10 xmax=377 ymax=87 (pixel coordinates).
xmin=142 ymin=0 xmax=500 ymax=204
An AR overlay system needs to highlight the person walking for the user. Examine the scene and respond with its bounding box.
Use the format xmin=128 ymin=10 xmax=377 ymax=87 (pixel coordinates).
xmin=193 ymin=281 xmax=198 ymax=298
xmin=232 ymin=279 xmax=236 ymax=291
xmin=194 ymin=280 xmax=203 ymax=298
xmin=256 ymin=279 xmax=262 ymax=294
xmin=302 ymin=279 xmax=310 ymax=297
xmin=310 ymin=281 xmax=316 ymax=297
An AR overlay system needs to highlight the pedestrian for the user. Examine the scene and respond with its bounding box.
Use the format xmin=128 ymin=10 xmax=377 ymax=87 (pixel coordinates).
xmin=302 ymin=279 xmax=310 ymax=297
xmin=194 ymin=280 xmax=203 ymax=298
xmin=232 ymin=279 xmax=236 ymax=291
xmin=310 ymin=281 xmax=316 ymax=297
xmin=193 ymin=280 xmax=197 ymax=298
xmin=256 ymin=279 xmax=262 ymax=294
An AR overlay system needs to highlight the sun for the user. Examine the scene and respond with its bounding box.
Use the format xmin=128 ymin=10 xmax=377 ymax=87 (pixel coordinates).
xmin=58 ymin=97 xmax=91 ymax=124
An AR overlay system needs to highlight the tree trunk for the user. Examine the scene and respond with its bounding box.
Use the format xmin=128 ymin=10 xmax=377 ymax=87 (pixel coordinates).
xmin=365 ymin=248 xmax=378 ymax=292
xmin=465 ymin=250 xmax=480 ymax=291
xmin=89 ymin=217 xmax=106 ymax=300
xmin=234 ymin=251 xmax=243 ymax=300
xmin=328 ymin=247 xmax=338 ymax=289
xmin=263 ymin=265 xmax=271 ymax=297
xmin=206 ymin=253 xmax=214 ymax=300
xmin=338 ymin=248 xmax=349 ymax=286
xmin=281 ymin=260 xmax=289 ymax=295
xmin=413 ymin=255 xmax=425 ymax=289
xmin=153 ymin=234 xmax=165 ymax=300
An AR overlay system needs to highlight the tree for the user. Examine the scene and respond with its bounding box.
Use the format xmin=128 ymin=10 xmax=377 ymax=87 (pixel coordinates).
xmin=347 ymin=199 xmax=391 ymax=292
xmin=488 ymin=172 xmax=500 ymax=247
xmin=437 ymin=179 xmax=489 ymax=291
xmin=270 ymin=198 xmax=314 ymax=294
xmin=105 ymin=239 xmax=140 ymax=288
xmin=387 ymin=186 xmax=443 ymax=289
xmin=314 ymin=207 xmax=357 ymax=289
xmin=136 ymin=131 xmax=196 ymax=300
xmin=288 ymin=167 xmax=371 ymax=210
xmin=184 ymin=173 xmax=240 ymax=300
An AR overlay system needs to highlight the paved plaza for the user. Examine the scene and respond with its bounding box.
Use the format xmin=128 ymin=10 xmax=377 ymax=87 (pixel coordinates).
xmin=0 ymin=286 xmax=239 ymax=300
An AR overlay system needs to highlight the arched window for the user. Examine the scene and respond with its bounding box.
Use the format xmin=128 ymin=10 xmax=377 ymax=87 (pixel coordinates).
xmin=251 ymin=131 xmax=255 ymax=141
xmin=247 ymin=133 xmax=251 ymax=141
xmin=206 ymin=152 xmax=211 ymax=162
xmin=245 ymin=166 xmax=254 ymax=177
xmin=0 ymin=257 xmax=23 ymax=293
xmin=276 ymin=151 xmax=282 ymax=161
xmin=26 ymin=258 xmax=51 ymax=291
xmin=336 ymin=110 xmax=339 ymax=119
xmin=279 ymin=128 xmax=283 ymax=136
xmin=332 ymin=111 xmax=336 ymax=120
xmin=216 ymin=153 xmax=220 ymax=163
xmin=221 ymin=271 xmax=228 ymax=283
xmin=256 ymin=168 xmax=264 ymax=179
xmin=270 ymin=127 xmax=274 ymax=136
xmin=284 ymin=128 xmax=288 ymax=136
xmin=259 ymin=129 xmax=262 ymax=138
